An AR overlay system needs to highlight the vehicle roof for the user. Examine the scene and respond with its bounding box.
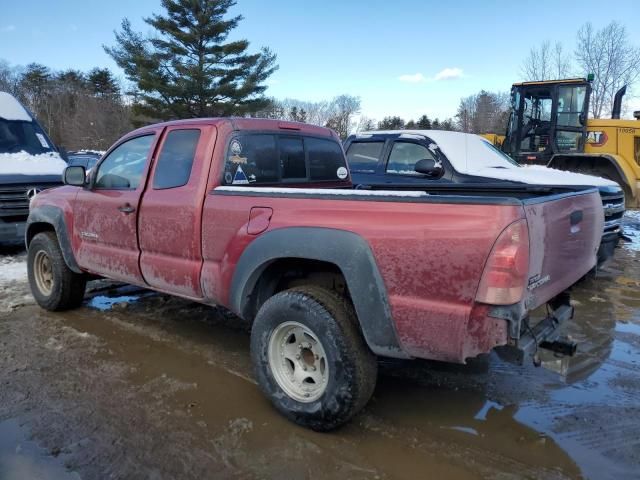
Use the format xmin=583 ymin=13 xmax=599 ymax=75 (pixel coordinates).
xmin=0 ymin=92 xmax=33 ymax=122
xmin=359 ymin=129 xmax=494 ymax=172
xmin=125 ymin=117 xmax=337 ymax=139
xmin=511 ymin=78 xmax=588 ymax=87
xmin=352 ymin=129 xmax=618 ymax=188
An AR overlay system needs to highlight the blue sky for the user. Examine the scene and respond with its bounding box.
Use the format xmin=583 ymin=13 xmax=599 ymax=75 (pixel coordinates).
xmin=1 ymin=0 xmax=639 ymax=121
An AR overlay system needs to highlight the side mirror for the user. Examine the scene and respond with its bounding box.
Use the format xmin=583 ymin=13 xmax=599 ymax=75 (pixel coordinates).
xmin=63 ymin=166 xmax=86 ymax=186
xmin=414 ymin=158 xmax=444 ymax=178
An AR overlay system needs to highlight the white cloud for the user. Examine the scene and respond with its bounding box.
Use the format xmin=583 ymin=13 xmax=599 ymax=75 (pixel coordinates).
xmin=398 ymin=73 xmax=426 ymax=83
xmin=0 ymin=25 xmax=16 ymax=33
xmin=434 ymin=67 xmax=463 ymax=81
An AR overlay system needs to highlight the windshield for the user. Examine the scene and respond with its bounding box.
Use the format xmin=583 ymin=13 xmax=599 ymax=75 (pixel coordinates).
xmin=480 ymin=139 xmax=521 ymax=167
xmin=0 ymin=119 xmax=55 ymax=155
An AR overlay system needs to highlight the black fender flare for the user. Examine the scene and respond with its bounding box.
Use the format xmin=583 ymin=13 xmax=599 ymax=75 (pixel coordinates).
xmin=26 ymin=205 xmax=82 ymax=273
xmin=230 ymin=227 xmax=408 ymax=358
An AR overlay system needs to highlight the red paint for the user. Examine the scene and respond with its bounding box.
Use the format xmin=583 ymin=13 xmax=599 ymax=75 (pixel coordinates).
xmin=31 ymin=118 xmax=603 ymax=364
xmin=247 ymin=207 xmax=273 ymax=235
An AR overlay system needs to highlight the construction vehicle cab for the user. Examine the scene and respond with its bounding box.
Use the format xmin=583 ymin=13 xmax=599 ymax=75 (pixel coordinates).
xmin=502 ymin=78 xmax=590 ymax=164
xmin=497 ymin=77 xmax=640 ymax=206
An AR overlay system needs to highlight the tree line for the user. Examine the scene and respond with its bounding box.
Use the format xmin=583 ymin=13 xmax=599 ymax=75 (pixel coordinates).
xmin=0 ymin=61 xmax=132 ymax=150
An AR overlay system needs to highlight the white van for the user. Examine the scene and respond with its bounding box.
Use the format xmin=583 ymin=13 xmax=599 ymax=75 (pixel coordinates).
xmin=0 ymin=92 xmax=67 ymax=245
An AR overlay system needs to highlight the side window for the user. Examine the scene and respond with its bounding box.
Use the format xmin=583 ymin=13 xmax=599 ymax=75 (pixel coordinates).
xmin=280 ymin=137 xmax=306 ymax=179
xmin=307 ymin=137 xmax=347 ymax=181
xmin=153 ymin=129 xmax=201 ymax=189
xmin=224 ymin=134 xmax=278 ymax=185
xmin=386 ymin=142 xmax=434 ymax=175
xmin=95 ymin=135 xmax=154 ymax=190
xmin=346 ymin=141 xmax=384 ymax=173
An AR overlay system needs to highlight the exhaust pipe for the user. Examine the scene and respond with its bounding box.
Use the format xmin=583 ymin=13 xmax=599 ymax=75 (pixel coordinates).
xmin=611 ymin=85 xmax=627 ymax=119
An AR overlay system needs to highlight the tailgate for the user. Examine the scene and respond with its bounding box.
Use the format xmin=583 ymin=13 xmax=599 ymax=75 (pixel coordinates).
xmin=524 ymin=188 xmax=603 ymax=309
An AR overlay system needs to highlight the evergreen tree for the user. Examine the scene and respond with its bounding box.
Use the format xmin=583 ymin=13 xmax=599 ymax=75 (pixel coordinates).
xmin=416 ymin=114 xmax=431 ymax=129
xmin=405 ymin=120 xmax=416 ymax=129
xmin=21 ymin=63 xmax=51 ymax=96
xmin=378 ymin=116 xmax=405 ymax=130
xmin=432 ymin=118 xmax=441 ymax=129
xmin=88 ymin=68 xmax=119 ymax=96
xmin=105 ymin=0 xmax=278 ymax=120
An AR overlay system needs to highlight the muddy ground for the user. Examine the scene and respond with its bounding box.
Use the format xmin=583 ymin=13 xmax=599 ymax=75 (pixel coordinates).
xmin=1 ymin=213 xmax=639 ymax=480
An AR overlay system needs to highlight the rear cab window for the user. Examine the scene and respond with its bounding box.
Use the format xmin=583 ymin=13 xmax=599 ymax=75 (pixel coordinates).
xmin=346 ymin=141 xmax=385 ymax=173
xmin=223 ymin=133 xmax=348 ymax=186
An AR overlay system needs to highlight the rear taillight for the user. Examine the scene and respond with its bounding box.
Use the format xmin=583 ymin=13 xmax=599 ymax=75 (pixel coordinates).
xmin=476 ymin=219 xmax=529 ymax=305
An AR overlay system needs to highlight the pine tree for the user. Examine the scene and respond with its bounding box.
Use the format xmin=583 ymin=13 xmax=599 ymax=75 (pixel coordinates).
xmin=416 ymin=114 xmax=431 ymax=129
xmin=88 ymin=68 xmax=119 ymax=96
xmin=378 ymin=116 xmax=405 ymax=130
xmin=405 ymin=120 xmax=416 ymax=129
xmin=105 ymin=0 xmax=278 ymax=120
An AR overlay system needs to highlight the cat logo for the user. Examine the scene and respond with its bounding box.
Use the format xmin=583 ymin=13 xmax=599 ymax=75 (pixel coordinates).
xmin=586 ymin=131 xmax=607 ymax=147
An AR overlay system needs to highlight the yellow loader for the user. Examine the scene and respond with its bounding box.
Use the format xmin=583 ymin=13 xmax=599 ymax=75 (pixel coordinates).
xmin=482 ymin=78 xmax=639 ymax=207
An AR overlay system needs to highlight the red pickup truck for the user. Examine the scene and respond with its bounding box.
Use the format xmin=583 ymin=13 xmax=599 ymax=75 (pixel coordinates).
xmin=26 ymin=118 xmax=603 ymax=430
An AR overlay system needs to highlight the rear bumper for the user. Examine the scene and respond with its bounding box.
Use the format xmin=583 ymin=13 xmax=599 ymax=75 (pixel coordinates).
xmin=493 ymin=294 xmax=575 ymax=365
xmin=0 ymin=220 xmax=26 ymax=245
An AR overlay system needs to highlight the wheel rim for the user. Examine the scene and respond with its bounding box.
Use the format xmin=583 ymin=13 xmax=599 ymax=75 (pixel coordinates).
xmin=267 ymin=321 xmax=329 ymax=403
xmin=33 ymin=250 xmax=54 ymax=296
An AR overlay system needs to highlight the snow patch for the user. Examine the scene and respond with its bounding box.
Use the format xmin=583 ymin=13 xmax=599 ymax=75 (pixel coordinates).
xmin=0 ymin=256 xmax=26 ymax=284
xmin=0 ymin=92 xmax=32 ymax=121
xmin=216 ymin=186 xmax=429 ymax=198
xmin=475 ymin=164 xmax=618 ymax=187
xmin=0 ymin=151 xmax=67 ymax=175
xmin=75 ymin=149 xmax=105 ymax=156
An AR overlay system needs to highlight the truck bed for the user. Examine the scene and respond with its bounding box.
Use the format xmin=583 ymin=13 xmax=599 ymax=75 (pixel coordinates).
xmin=206 ymin=185 xmax=603 ymax=362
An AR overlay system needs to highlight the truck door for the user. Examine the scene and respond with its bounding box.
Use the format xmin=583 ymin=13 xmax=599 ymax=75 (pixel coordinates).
xmin=73 ymin=133 xmax=158 ymax=284
xmin=137 ymin=126 xmax=216 ymax=298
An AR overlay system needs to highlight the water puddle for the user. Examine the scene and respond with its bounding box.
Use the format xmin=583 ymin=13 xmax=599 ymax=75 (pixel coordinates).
xmin=0 ymin=419 xmax=79 ymax=480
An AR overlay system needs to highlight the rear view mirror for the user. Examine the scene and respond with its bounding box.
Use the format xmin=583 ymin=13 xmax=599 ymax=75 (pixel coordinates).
xmin=414 ymin=158 xmax=444 ymax=178
xmin=63 ymin=166 xmax=86 ymax=186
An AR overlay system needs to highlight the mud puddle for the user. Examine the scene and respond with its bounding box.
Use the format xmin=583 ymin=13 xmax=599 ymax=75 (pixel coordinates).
xmin=0 ymin=419 xmax=79 ymax=480
xmin=1 ymin=212 xmax=639 ymax=479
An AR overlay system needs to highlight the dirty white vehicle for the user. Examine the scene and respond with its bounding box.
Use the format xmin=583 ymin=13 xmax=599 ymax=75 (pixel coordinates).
xmin=0 ymin=92 xmax=66 ymax=245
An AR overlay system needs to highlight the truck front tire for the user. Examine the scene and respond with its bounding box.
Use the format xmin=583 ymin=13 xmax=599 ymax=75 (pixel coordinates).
xmin=250 ymin=286 xmax=377 ymax=431
xmin=27 ymin=231 xmax=86 ymax=311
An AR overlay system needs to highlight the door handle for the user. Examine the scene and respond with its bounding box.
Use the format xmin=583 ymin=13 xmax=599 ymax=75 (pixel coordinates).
xmin=118 ymin=203 xmax=135 ymax=214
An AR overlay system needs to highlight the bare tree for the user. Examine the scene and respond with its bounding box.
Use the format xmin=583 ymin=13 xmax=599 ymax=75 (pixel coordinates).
xmin=455 ymin=91 xmax=509 ymax=134
xmin=575 ymin=21 xmax=640 ymax=118
xmin=553 ymin=42 xmax=571 ymax=79
xmin=521 ymin=41 xmax=571 ymax=81
xmin=325 ymin=95 xmax=361 ymax=139
xmin=356 ymin=116 xmax=376 ymax=132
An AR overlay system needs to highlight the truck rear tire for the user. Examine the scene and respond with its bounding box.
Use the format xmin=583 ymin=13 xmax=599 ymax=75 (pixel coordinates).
xmin=250 ymin=286 xmax=377 ymax=431
xmin=27 ymin=231 xmax=86 ymax=311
